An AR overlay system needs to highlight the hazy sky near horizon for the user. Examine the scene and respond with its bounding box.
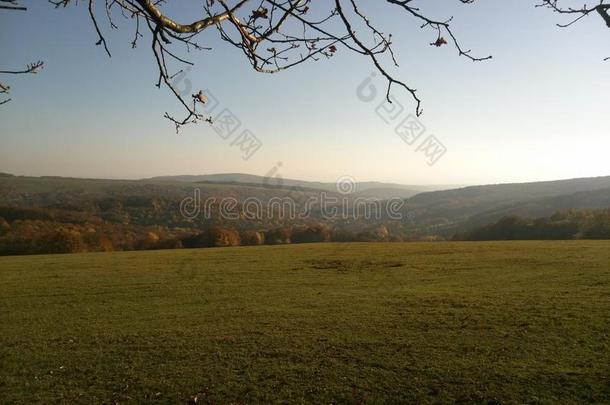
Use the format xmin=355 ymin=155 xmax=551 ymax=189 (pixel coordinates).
xmin=1 ymin=1 xmax=609 ymax=186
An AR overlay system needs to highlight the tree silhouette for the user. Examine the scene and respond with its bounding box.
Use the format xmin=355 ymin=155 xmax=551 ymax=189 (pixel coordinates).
xmin=1 ymin=0 xmax=608 ymax=127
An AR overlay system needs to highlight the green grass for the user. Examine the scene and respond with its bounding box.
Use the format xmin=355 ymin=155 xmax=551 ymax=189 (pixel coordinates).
xmin=1 ymin=241 xmax=609 ymax=404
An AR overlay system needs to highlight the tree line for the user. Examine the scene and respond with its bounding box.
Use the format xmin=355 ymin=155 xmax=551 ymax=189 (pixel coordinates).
xmin=0 ymin=210 xmax=399 ymax=256
xmin=454 ymin=209 xmax=610 ymax=241
xmin=3 ymin=204 xmax=610 ymax=255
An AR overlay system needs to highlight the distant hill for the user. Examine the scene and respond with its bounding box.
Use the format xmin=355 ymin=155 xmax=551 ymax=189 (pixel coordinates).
xmin=145 ymin=173 xmax=448 ymax=199
xmin=404 ymin=176 xmax=610 ymax=234
xmin=0 ymin=175 xmax=342 ymax=208
xmin=463 ymin=187 xmax=610 ymax=229
xmin=2 ymin=173 xmax=610 ymax=239
xmin=455 ymin=208 xmax=610 ymax=241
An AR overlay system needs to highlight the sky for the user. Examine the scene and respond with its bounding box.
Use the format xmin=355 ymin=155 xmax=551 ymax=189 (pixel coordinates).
xmin=0 ymin=0 xmax=609 ymax=186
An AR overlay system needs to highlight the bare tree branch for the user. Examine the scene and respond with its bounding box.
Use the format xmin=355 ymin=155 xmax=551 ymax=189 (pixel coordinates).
xmin=0 ymin=61 xmax=44 ymax=75
xmin=8 ymin=1 xmax=603 ymax=128
xmin=0 ymin=0 xmax=26 ymax=11
xmin=537 ymin=1 xmax=610 ymax=59
xmin=538 ymin=0 xmax=610 ymax=27
xmin=0 ymin=61 xmax=44 ymax=105
xmin=27 ymin=0 xmax=496 ymax=129
xmin=1 ymin=1 xmax=44 ymax=103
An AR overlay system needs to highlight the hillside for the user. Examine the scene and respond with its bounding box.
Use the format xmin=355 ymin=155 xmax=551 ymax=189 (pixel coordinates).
xmin=463 ymin=187 xmax=610 ymax=229
xmin=1 ymin=173 xmax=610 ymax=255
xmin=0 ymin=174 xmax=410 ymax=255
xmin=404 ymin=176 xmax=610 ymax=234
xmin=146 ymin=173 xmax=446 ymax=199
xmin=0 ymin=174 xmax=342 ymax=208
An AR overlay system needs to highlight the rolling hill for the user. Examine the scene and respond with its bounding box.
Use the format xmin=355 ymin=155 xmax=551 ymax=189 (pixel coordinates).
xmin=403 ymin=176 xmax=610 ymax=234
xmin=146 ymin=173 xmax=448 ymax=199
xmin=1 ymin=172 xmax=610 ymax=242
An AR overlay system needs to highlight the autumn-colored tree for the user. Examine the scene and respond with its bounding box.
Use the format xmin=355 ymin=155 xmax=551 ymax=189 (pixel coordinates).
xmin=207 ymin=226 xmax=241 ymax=247
xmin=43 ymin=228 xmax=85 ymax=253
xmin=0 ymin=217 xmax=9 ymax=236
xmin=82 ymin=231 xmax=114 ymax=252
xmin=291 ymin=224 xmax=331 ymax=244
xmin=331 ymin=228 xmax=357 ymax=243
xmin=357 ymin=225 xmax=389 ymax=242
xmin=136 ymin=231 xmax=161 ymax=250
xmin=265 ymin=227 xmax=291 ymax=245
xmin=97 ymin=234 xmax=114 ymax=252
xmin=156 ymin=238 xmax=184 ymax=250
xmin=241 ymin=230 xmax=265 ymax=246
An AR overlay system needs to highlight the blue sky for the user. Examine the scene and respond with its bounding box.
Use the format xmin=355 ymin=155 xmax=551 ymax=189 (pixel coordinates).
xmin=0 ymin=1 xmax=608 ymax=185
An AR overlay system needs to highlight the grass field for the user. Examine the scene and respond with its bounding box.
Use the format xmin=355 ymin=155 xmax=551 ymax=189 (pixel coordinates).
xmin=1 ymin=242 xmax=609 ymax=404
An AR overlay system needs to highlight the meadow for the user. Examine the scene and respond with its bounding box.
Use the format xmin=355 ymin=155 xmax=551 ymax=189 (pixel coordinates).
xmin=1 ymin=241 xmax=609 ymax=404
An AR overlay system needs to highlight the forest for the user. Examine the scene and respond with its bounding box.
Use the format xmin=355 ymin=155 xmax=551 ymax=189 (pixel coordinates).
xmin=454 ymin=209 xmax=610 ymax=241
xmin=2 ymin=173 xmax=610 ymax=255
